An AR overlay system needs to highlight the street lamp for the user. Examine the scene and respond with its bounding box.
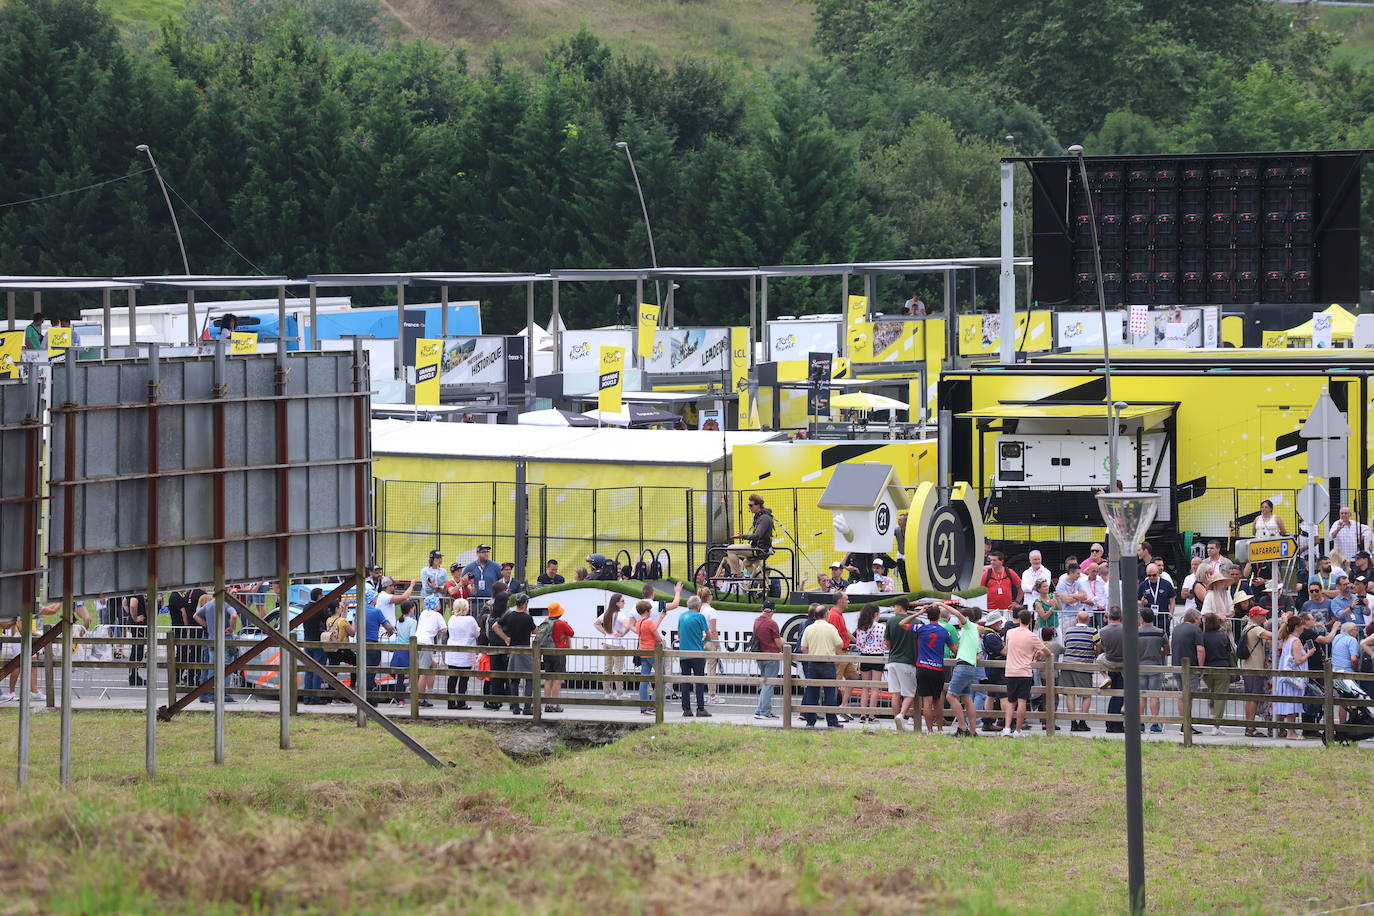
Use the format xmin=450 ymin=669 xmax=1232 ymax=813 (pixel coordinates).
xmin=614 ymin=141 xmax=662 ymax=309
xmin=135 ymin=144 xmax=190 ymax=276
xmin=1097 ymin=490 xmax=1157 ymax=916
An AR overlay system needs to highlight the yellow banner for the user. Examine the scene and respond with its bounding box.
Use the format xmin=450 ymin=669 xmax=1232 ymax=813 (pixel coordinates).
xmin=847 ymin=294 xmax=868 ymax=328
xmin=47 ymin=326 xmax=72 ymax=357
xmin=0 ymin=330 xmax=22 ymax=379
xmin=230 ymin=332 xmax=258 ymax=355
xmin=729 ymin=326 xmax=749 ymax=397
xmin=636 ymin=304 xmax=660 ymax=358
xmin=598 ymin=344 xmax=626 ymax=414
xmin=1262 ymin=331 xmax=1288 ymax=350
xmin=415 ymin=338 xmax=442 ymax=405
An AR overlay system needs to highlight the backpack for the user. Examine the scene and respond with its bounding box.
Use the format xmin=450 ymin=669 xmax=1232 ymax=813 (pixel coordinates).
xmin=1234 ymin=625 xmax=1256 ymax=661
xmin=533 ymin=618 xmax=555 ymax=648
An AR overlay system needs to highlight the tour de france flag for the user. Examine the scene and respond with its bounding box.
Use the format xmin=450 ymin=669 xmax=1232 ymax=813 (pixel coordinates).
xmin=415 ymin=338 xmax=442 ymax=405
xmin=637 ymin=303 xmax=660 ymax=358
xmin=598 ymin=344 xmax=626 ymax=414
xmin=0 ymin=330 xmax=21 ymax=379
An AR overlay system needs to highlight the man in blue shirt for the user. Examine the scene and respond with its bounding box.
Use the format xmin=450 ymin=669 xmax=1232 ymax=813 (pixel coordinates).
xmin=1329 ymin=577 xmax=1357 ymax=626
xmin=193 ymin=597 xmax=239 ymax=701
xmin=677 ymin=596 xmax=711 ymax=717
xmin=362 ymin=587 xmax=395 ymax=701
xmin=462 ymin=544 xmax=501 ymax=599
xmin=913 ymin=605 xmax=954 ymax=734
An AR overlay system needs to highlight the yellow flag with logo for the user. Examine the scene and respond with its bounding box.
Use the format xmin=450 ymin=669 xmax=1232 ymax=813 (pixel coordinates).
xmin=230 ymin=332 xmax=258 ymax=355
xmin=729 ymin=326 xmax=749 ymax=396
xmin=598 ymin=345 xmax=626 ymax=414
xmin=415 ymin=338 xmax=442 ymax=405
xmin=847 ymin=294 xmax=868 ymax=328
xmin=0 ymin=330 xmax=22 ymax=379
xmin=636 ymin=304 xmax=660 ymax=358
xmin=848 ymin=321 xmax=873 ymax=362
xmin=1261 ymin=331 xmax=1288 ymax=350
xmin=47 ymin=326 xmax=72 ymax=357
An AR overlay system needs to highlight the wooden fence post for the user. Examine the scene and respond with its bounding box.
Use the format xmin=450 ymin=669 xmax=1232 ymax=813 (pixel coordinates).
xmin=1044 ymin=655 xmax=1057 ymax=736
xmin=782 ymin=645 xmax=793 ymax=730
xmin=167 ymin=630 xmax=178 ymax=706
xmin=1322 ymin=661 xmax=1335 ymax=746
xmin=531 ymin=644 xmax=543 ymax=724
xmin=1181 ymin=659 xmax=1193 ymax=748
xmin=653 ymin=644 xmax=665 ymax=725
xmin=409 ymin=636 xmax=420 ymax=720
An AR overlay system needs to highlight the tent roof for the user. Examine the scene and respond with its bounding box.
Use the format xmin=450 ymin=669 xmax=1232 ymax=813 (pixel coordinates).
xmin=1284 ymin=304 xmax=1358 ymax=339
xmin=371 ymin=419 xmax=782 ymax=465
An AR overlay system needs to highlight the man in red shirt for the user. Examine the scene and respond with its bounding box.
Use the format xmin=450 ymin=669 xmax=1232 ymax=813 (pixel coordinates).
xmin=981 ymin=551 xmax=1021 ymax=616
xmin=751 ymin=601 xmax=783 ymax=719
xmin=826 ymin=590 xmax=856 ymax=721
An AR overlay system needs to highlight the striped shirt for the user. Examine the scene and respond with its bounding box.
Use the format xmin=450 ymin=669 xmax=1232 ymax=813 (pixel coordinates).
xmin=1060 ymin=624 xmax=1099 ymax=663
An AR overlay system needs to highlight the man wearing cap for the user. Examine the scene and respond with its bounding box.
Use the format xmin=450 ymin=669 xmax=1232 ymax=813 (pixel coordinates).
xmin=375 ymin=576 xmax=414 ymax=630
xmin=366 ymin=565 xmax=385 ymax=592
xmin=871 ymin=560 xmax=894 ymax=594
xmin=752 ymin=601 xmax=783 ymax=719
xmin=821 ymin=563 xmax=844 ymax=592
xmin=1237 ymin=605 xmax=1272 ymax=737
xmin=463 ymin=545 xmax=501 ymax=599
xmin=492 ymin=592 xmax=536 ymax=715
xmin=543 ymin=603 xmax=574 ymax=712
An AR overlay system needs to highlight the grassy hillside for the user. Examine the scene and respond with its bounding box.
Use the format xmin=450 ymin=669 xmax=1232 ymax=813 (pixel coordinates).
xmin=100 ymin=0 xmax=819 ymax=66
xmin=1320 ymin=3 xmax=1374 ymax=67
xmin=4 ymin=711 xmax=1373 ymax=913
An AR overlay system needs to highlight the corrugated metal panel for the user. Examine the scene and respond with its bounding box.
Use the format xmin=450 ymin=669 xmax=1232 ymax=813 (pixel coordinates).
xmin=48 ymin=351 xmax=370 ymax=598
xmin=0 ymin=376 xmax=42 ymax=620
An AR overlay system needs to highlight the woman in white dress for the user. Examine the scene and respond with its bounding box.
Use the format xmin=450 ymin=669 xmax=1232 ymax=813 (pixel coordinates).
xmin=593 ymin=593 xmax=632 ymax=698
xmin=1273 ymin=614 xmax=1314 ymax=739
xmin=1253 ymin=499 xmax=1287 ymax=538
xmin=444 ymin=599 xmax=479 ymax=710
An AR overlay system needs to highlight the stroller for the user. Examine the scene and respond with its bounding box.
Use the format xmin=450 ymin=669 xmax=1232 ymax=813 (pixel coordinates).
xmin=1331 ymin=680 xmax=1374 ymax=745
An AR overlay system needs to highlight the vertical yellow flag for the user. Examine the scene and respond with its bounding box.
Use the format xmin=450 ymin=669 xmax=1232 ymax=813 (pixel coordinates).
xmin=729 ymin=326 xmax=749 ymax=396
xmin=0 ymin=330 xmax=22 ymax=379
xmin=415 ymin=338 xmax=442 ymax=405
xmin=847 ymin=294 xmax=868 ymax=328
xmin=637 ymin=304 xmax=660 ymax=358
xmin=47 ymin=326 xmax=72 ymax=357
xmin=230 ymin=332 xmax=258 ymax=355
xmin=598 ymin=344 xmax=626 ymax=414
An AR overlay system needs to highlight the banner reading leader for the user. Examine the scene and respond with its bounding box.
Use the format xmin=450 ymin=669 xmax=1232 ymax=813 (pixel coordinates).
xmin=598 ymin=344 xmax=626 ymax=414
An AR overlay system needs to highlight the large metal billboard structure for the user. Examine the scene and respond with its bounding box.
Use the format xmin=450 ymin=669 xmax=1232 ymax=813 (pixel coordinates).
xmin=0 ymin=374 xmax=42 ymax=622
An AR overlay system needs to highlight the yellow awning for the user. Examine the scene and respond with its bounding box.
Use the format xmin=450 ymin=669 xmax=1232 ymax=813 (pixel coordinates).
xmin=957 ymin=403 xmax=1173 ymax=428
xmin=1284 ymin=304 xmax=1357 ymax=340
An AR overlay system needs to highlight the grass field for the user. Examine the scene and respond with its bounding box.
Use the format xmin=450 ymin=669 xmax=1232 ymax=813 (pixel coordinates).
xmin=3 ymin=710 xmax=1372 ymax=914
xmin=1320 ymin=4 xmax=1374 ymax=67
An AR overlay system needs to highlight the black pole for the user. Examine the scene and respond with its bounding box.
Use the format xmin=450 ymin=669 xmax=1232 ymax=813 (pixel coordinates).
xmin=1120 ymin=553 xmax=1145 ymax=914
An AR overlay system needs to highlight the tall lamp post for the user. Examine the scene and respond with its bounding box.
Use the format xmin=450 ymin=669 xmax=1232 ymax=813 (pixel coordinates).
xmin=135 ymin=144 xmax=190 ymax=276
xmin=614 ymin=141 xmax=662 ymax=310
xmin=1073 ymin=140 xmax=1148 ymax=916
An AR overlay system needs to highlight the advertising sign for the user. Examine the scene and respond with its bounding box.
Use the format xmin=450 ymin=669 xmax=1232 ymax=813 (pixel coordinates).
xmin=230 ymin=332 xmax=257 ymax=355
xmin=644 ymin=327 xmax=731 ymax=374
xmin=561 ymin=329 xmax=633 ymax=371
xmin=1312 ymin=312 xmax=1333 ymax=349
xmin=439 ymin=336 xmax=506 ymax=385
xmin=729 ymin=326 xmax=749 ymax=395
xmin=636 ymin=303 xmax=660 ymax=358
xmin=414 ymin=338 xmax=442 ymax=405
xmin=767 ymin=317 xmax=842 ymax=359
xmin=1201 ymin=306 xmax=1219 ymax=348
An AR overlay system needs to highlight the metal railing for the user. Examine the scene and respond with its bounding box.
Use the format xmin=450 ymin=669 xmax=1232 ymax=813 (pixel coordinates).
xmin=7 ymin=631 xmax=1372 ymax=742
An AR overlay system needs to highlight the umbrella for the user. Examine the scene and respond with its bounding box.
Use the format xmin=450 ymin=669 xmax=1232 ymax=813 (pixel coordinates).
xmin=581 ymin=404 xmax=680 ymax=427
xmin=518 ymin=408 xmax=598 ymax=427
xmin=830 ymin=392 xmax=909 ymax=411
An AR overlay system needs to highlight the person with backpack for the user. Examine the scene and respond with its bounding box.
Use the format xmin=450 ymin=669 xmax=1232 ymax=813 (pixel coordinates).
xmin=981 ymin=551 xmax=1021 ymax=615
xmin=541 ymin=603 xmax=574 ymax=712
xmin=479 ymin=592 xmax=510 ymax=709
xmin=1236 ymin=605 xmax=1272 ymax=737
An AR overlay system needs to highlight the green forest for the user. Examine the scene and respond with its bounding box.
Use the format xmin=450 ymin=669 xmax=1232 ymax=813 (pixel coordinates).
xmin=2 ymin=0 xmax=1371 ymax=329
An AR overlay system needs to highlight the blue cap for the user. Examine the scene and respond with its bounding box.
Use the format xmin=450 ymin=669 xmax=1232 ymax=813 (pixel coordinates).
xmin=364 ymin=587 xmax=378 ymax=605
xmin=424 ymin=595 xmax=440 ymax=612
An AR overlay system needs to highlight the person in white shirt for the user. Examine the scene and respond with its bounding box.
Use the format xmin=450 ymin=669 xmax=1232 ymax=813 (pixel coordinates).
xmin=593 ymin=593 xmax=635 ymax=699
xmin=444 ymin=599 xmax=479 ymax=709
xmin=1253 ymin=499 xmax=1287 ymax=538
xmin=1080 ymin=563 xmax=1109 ymax=614
xmin=414 ymin=596 xmax=447 ymax=707
xmin=1328 ymin=506 xmax=1372 ymax=560
xmin=374 ymin=576 xmax=415 ymax=629
xmin=1179 ymin=556 xmax=1203 ymax=618
xmin=699 ymin=587 xmax=725 ymax=705
xmin=1021 ymin=551 xmax=1052 ymax=603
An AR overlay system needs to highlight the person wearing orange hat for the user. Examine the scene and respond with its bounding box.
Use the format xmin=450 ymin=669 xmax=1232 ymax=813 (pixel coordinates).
xmin=543 ymin=603 xmax=575 ymax=712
